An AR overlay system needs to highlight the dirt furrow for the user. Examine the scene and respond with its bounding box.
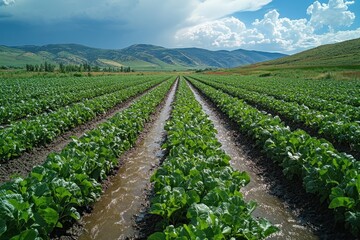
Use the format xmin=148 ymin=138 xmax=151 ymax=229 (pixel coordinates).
xmin=187 ymin=80 xmax=353 ymax=240
xmin=0 ymin=82 xmax=163 ymax=184
xmin=75 ymin=79 xmax=178 ymax=240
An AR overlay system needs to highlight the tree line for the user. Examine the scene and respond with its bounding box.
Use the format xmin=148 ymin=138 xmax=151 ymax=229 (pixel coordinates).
xmin=25 ymin=62 xmax=134 ymax=73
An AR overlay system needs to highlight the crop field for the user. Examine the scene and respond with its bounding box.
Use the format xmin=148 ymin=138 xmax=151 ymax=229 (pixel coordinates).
xmin=0 ymin=73 xmax=359 ymax=239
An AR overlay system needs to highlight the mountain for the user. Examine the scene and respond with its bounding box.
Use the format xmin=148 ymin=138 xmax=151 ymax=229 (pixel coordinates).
xmin=0 ymin=43 xmax=286 ymax=71
xmin=248 ymin=38 xmax=360 ymax=68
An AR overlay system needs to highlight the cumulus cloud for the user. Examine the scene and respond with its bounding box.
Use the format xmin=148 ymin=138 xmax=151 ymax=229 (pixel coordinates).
xmin=252 ymin=10 xmax=316 ymax=51
xmin=175 ymin=10 xmax=318 ymax=52
xmin=175 ymin=0 xmax=360 ymax=53
xmin=307 ymin=0 xmax=355 ymax=31
xmin=0 ymin=0 xmax=15 ymax=6
xmin=176 ymin=17 xmax=250 ymax=48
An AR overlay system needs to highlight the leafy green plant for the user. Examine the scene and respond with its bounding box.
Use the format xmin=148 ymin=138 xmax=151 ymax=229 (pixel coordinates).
xmin=0 ymin=78 xmax=175 ymax=239
xmin=188 ymin=77 xmax=360 ymax=236
xmin=0 ymin=76 xmax=169 ymax=162
xmin=148 ymin=79 xmax=277 ymax=239
xmin=192 ymin=76 xmax=360 ymax=154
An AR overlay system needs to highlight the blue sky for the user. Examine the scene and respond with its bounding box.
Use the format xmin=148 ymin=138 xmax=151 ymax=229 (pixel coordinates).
xmin=0 ymin=0 xmax=359 ymax=53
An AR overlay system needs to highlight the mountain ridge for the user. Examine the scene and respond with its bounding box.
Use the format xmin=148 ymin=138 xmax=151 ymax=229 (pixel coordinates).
xmin=0 ymin=43 xmax=286 ymax=71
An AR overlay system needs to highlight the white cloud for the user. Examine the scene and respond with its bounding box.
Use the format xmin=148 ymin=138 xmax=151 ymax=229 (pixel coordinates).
xmin=252 ymin=10 xmax=316 ymax=51
xmin=0 ymin=0 xmax=15 ymax=6
xmin=175 ymin=10 xmax=317 ymax=52
xmin=307 ymin=0 xmax=355 ymax=31
xmin=176 ymin=17 xmax=250 ymax=48
xmin=175 ymin=0 xmax=360 ymax=53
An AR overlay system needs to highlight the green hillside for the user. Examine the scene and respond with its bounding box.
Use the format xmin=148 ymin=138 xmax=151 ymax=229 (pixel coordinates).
xmin=253 ymin=38 xmax=360 ymax=68
xmin=0 ymin=46 xmax=47 ymax=67
xmin=227 ymin=38 xmax=360 ymax=80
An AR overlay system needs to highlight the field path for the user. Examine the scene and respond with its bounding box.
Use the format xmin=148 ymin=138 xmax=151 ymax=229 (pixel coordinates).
xmin=0 ymin=82 xmax=162 ymax=184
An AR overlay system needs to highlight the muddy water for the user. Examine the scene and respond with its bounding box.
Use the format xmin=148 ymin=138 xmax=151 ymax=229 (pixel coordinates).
xmin=78 ymin=81 xmax=177 ymax=240
xmin=187 ymin=82 xmax=318 ymax=240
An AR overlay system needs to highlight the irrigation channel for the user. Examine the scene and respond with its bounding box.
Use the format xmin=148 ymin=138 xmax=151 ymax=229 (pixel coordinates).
xmin=186 ymin=81 xmax=317 ymax=240
xmin=78 ymin=80 xmax=178 ymax=239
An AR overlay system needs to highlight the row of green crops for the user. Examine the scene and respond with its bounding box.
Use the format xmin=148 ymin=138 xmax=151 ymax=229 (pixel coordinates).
xmin=0 ymin=77 xmax=166 ymax=162
xmin=192 ymin=74 xmax=360 ymax=107
xmin=195 ymin=75 xmax=360 ymax=122
xmin=0 ymin=76 xmax=169 ymax=124
xmin=191 ymin=76 xmax=360 ymax=156
xmin=0 ymin=78 xmax=175 ymax=240
xmin=1 ymin=76 xmax=110 ymax=107
xmin=148 ymin=79 xmax=277 ymax=239
xmin=0 ymin=75 xmax=162 ymax=106
xmin=188 ymin=78 xmax=360 ymax=237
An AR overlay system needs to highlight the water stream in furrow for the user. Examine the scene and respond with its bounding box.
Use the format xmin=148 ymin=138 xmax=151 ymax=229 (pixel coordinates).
xmin=78 ymin=80 xmax=177 ymax=240
xmin=187 ymin=81 xmax=318 ymax=240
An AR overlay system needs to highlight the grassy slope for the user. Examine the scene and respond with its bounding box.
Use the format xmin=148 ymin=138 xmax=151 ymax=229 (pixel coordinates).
xmin=0 ymin=46 xmax=44 ymax=67
xmin=226 ymin=38 xmax=360 ymax=79
xmin=261 ymin=38 xmax=360 ymax=67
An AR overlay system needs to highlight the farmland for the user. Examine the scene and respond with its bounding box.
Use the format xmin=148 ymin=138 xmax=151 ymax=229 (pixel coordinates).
xmin=0 ymin=72 xmax=359 ymax=239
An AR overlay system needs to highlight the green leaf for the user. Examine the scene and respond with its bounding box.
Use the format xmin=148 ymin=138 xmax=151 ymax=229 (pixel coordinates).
xmin=187 ymin=203 xmax=213 ymax=229
xmin=329 ymin=197 xmax=355 ymax=209
xmin=38 ymin=207 xmax=59 ymax=228
xmin=148 ymin=232 xmax=166 ymax=240
xmin=150 ymin=202 xmax=166 ymax=217
xmin=32 ymin=196 xmax=53 ymax=209
xmin=259 ymin=218 xmax=279 ymax=237
xmin=67 ymin=207 xmax=80 ymax=220
xmin=32 ymin=183 xmax=49 ymax=197
xmin=0 ymin=200 xmax=15 ymax=221
xmin=9 ymin=229 xmax=38 ymax=240
xmin=30 ymin=166 xmax=46 ymax=182
xmin=187 ymin=190 xmax=200 ymax=205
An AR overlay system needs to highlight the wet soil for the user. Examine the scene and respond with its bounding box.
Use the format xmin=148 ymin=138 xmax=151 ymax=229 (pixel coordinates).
xmin=75 ymin=79 xmax=178 ymax=240
xmin=187 ymin=80 xmax=355 ymax=240
xmin=0 ymin=83 xmax=162 ymax=184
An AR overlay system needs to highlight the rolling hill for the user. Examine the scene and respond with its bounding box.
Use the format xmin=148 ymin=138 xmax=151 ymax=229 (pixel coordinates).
xmin=0 ymin=43 xmax=286 ymax=71
xmin=226 ymin=38 xmax=360 ymax=80
xmin=247 ymin=38 xmax=360 ymax=68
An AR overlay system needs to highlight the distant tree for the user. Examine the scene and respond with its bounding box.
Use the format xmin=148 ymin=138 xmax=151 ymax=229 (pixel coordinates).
xmin=59 ymin=63 xmax=65 ymax=73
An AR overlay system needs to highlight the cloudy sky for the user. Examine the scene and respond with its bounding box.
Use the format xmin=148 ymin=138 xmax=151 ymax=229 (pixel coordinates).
xmin=0 ymin=0 xmax=359 ymax=53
